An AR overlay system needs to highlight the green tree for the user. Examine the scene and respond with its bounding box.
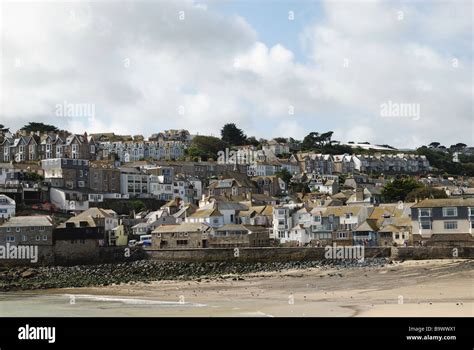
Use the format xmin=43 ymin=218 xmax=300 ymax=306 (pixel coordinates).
xmin=416 ymin=146 xmax=474 ymax=176
xmin=273 ymin=137 xmax=287 ymax=143
xmin=221 ymin=123 xmax=247 ymax=146
xmin=23 ymin=172 xmax=44 ymax=182
xmin=338 ymin=174 xmax=348 ymax=185
xmin=129 ymin=200 xmax=146 ymax=213
xmin=406 ymin=186 xmax=448 ymax=202
xmin=381 ymin=178 xmax=423 ymax=202
xmin=301 ymin=131 xmax=334 ymax=150
xmin=275 ymin=168 xmax=292 ymax=186
xmin=21 ymin=122 xmax=58 ymax=133
xmin=246 ymin=136 xmax=260 ymax=147
xmin=428 ymin=142 xmax=441 ymax=148
xmin=188 ymin=135 xmax=228 ymax=161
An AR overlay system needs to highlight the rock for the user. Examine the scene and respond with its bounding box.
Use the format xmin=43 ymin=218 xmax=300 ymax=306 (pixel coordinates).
xmin=20 ymin=269 xmax=36 ymax=278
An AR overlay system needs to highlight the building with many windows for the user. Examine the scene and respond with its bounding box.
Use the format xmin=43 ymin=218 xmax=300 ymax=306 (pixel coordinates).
xmin=0 ymin=215 xmax=53 ymax=246
xmin=411 ymin=198 xmax=474 ymax=244
xmin=0 ymin=194 xmax=15 ymax=220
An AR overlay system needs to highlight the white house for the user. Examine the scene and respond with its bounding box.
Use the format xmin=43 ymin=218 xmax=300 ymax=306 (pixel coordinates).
xmin=50 ymin=188 xmax=89 ymax=212
xmin=0 ymin=163 xmax=16 ymax=185
xmin=288 ymin=224 xmax=312 ymax=245
xmin=0 ymin=194 xmax=15 ymax=219
xmin=271 ymin=204 xmax=303 ymax=242
xmin=185 ymin=208 xmax=224 ymax=228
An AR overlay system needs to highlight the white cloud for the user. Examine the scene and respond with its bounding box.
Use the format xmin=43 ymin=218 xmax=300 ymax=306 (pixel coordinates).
xmin=1 ymin=0 xmax=472 ymax=148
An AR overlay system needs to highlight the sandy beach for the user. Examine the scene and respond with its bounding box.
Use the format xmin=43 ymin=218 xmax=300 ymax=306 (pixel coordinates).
xmin=1 ymin=259 xmax=472 ymax=317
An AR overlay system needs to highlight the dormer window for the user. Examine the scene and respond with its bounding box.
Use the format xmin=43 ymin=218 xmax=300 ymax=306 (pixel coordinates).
xmin=419 ymin=208 xmax=432 ymax=217
xmin=442 ymin=207 xmax=457 ymax=217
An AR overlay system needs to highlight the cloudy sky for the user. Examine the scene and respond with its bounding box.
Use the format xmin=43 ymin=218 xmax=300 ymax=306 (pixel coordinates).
xmin=1 ymin=0 xmax=472 ymax=148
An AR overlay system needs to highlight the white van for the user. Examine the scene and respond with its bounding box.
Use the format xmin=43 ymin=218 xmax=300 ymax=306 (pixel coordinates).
xmin=140 ymin=235 xmax=152 ymax=246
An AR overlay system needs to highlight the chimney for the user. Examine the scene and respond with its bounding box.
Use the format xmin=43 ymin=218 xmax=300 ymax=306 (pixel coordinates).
xmin=356 ymin=188 xmax=364 ymax=201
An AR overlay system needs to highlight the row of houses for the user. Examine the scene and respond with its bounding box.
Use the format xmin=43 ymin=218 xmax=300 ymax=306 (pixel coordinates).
xmin=272 ymin=198 xmax=474 ymax=247
xmin=0 ymin=156 xmax=288 ymax=212
xmin=1 ymin=197 xmax=473 ymax=255
xmin=0 ymin=130 xmax=188 ymax=163
xmin=134 ymin=196 xmax=474 ymax=249
xmin=292 ymin=153 xmax=430 ymax=175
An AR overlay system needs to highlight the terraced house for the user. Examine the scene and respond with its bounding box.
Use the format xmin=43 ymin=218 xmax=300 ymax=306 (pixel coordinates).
xmin=411 ymin=198 xmax=474 ymax=246
xmin=0 ymin=215 xmax=53 ymax=246
xmin=0 ymin=136 xmax=13 ymax=162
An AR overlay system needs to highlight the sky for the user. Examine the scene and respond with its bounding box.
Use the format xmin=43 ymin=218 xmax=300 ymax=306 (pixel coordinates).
xmin=1 ymin=0 xmax=473 ymax=148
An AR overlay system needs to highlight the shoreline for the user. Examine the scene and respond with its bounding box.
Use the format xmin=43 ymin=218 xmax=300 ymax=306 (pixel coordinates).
xmin=0 ymin=258 xmax=390 ymax=292
xmin=1 ymin=259 xmax=472 ymax=317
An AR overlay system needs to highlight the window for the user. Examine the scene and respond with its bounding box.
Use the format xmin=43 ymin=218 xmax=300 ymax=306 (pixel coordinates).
xmin=442 ymin=207 xmax=457 ymax=217
xmin=313 ymin=216 xmax=321 ymax=222
xmin=345 ymin=213 xmax=352 ymax=219
xmin=43 ymin=235 xmax=48 ymax=241
xmin=395 ymin=234 xmax=400 ymax=239
xmin=336 ymin=232 xmax=348 ymax=239
xmin=15 ymin=227 xmax=20 ymax=232
xmin=471 ymin=221 xmax=474 ymax=229
xmin=36 ymin=235 xmax=41 ymax=241
xmin=6 ymin=227 xmax=10 ymax=232
xmin=177 ymin=240 xmax=188 ymax=246
xmin=22 ymin=235 xmax=27 ymax=241
xmin=419 ymin=208 xmax=432 ymax=217
xmin=6 ymin=236 xmax=15 ymax=242
xmin=420 ymin=220 xmax=431 ymax=230
xmin=39 ymin=226 xmax=45 ymax=231
xmin=468 ymin=207 xmax=474 ymax=216
xmin=444 ymin=221 xmax=458 ymax=230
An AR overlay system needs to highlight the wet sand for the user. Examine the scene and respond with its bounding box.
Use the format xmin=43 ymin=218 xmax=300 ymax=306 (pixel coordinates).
xmin=1 ymin=259 xmax=472 ymax=317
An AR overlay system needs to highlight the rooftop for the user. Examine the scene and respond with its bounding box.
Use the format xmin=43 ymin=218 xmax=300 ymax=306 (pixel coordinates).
xmin=0 ymin=215 xmax=52 ymax=227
